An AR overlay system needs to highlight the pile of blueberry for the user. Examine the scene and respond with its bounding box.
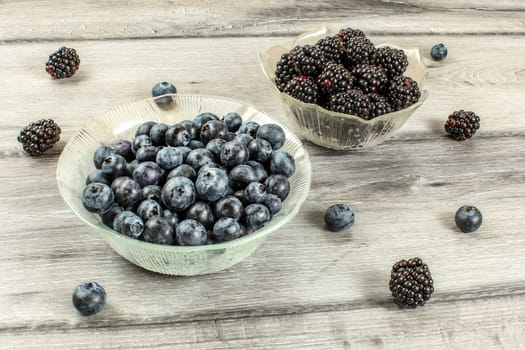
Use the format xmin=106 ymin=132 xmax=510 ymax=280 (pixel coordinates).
xmin=81 ymin=112 xmax=295 ymax=246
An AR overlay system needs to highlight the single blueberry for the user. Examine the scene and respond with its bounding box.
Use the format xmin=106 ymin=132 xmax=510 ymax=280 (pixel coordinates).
xmin=175 ymin=219 xmax=207 ymax=246
xmin=246 ymin=160 xmax=268 ymax=182
xmin=265 ymin=174 xmax=290 ymax=201
xmin=238 ymin=121 xmax=260 ymax=138
xmin=101 ymin=154 xmax=127 ymax=178
xmin=113 ymin=139 xmax=134 ymax=161
xmin=126 ymin=159 xmax=140 ymax=177
xmin=197 ymin=163 xmax=221 ymax=176
xmin=93 ymin=145 xmax=115 ymax=169
xmin=229 ymin=164 xmax=258 ymax=190
xmin=185 ymin=201 xmax=215 ymax=228
xmin=263 ymin=194 xmax=282 ymax=216
xmin=188 ymin=140 xmax=205 ymax=149
xmin=72 ymin=281 xmax=106 ymax=316
xmin=114 ymin=210 xmax=144 ymax=238
xmin=156 ymin=146 xmax=184 ymax=171
xmin=206 ymin=138 xmax=227 ymax=160
xmin=214 ymin=195 xmax=244 ymax=221
xmin=141 ymin=185 xmax=162 ymax=202
xmin=220 ymin=141 xmax=249 ymax=168
xmin=324 ymin=204 xmax=355 ymax=232
xmin=149 ymin=123 xmax=169 ymax=146
xmin=135 ymin=145 xmax=159 ymax=162
xmin=152 ymin=81 xmax=177 ymax=108
xmin=161 ymin=176 xmax=196 ymax=211
xmin=111 ymin=176 xmax=142 ymax=209
xmin=234 ymin=189 xmax=250 ymax=206
xmin=243 ymin=203 xmax=271 ymax=231
xmin=193 ymin=112 xmax=219 ymax=130
xmin=165 ymin=124 xmax=191 ymax=147
xmin=269 ymin=151 xmax=296 ymax=178
xmin=455 ymin=205 xmax=482 ymax=233
xmin=200 ymin=120 xmax=228 ymax=144
xmin=195 ymin=167 xmax=229 ymax=202
xmin=86 ymin=169 xmax=111 ymax=186
xmin=233 ymin=133 xmax=254 ymax=147
xmin=99 ymin=203 xmax=123 ymax=228
xmin=177 ymin=146 xmax=192 ymax=162
xmin=212 ymin=217 xmax=241 ymax=242
xmin=222 ymin=112 xmax=243 ymax=132
xmin=132 ymin=134 xmax=153 ymax=153
xmin=247 ymin=138 xmax=273 ymax=162
xmin=133 ymin=161 xmax=163 ymax=187
xmin=162 ymin=209 xmax=180 ymax=229
xmin=135 ymin=121 xmax=157 ymax=137
xmin=137 ymin=199 xmax=163 ymax=221
xmin=81 ymin=182 xmax=114 ymax=213
xmin=167 ymin=164 xmax=197 ymax=182
xmin=185 ymin=148 xmax=215 ymax=171
xmin=244 ymin=182 xmax=267 ymax=203
xmin=430 ymin=44 xmax=448 ymax=62
xmin=256 ymin=123 xmax=286 ymax=150
xmin=143 ymin=217 xmax=175 ymax=245
xmin=179 ymin=120 xmax=199 ymax=140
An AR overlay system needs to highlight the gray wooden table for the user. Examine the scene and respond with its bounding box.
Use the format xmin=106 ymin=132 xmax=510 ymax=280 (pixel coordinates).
xmin=1 ymin=1 xmax=525 ymax=349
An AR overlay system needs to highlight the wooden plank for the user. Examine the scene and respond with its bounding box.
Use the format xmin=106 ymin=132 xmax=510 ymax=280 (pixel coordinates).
xmin=0 ymin=34 xmax=524 ymax=154
xmin=2 ymin=292 xmax=525 ymax=349
xmin=1 ymin=1 xmax=525 ymax=41
xmin=1 ymin=135 xmax=524 ymax=330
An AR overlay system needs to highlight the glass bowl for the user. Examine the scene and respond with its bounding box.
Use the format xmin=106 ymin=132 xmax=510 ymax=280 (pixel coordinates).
xmin=56 ymin=94 xmax=312 ymax=276
xmin=258 ymin=24 xmax=429 ymax=150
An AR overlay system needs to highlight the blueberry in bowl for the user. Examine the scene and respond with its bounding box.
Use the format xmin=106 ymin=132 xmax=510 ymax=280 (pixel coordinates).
xmin=57 ymin=94 xmax=311 ymax=276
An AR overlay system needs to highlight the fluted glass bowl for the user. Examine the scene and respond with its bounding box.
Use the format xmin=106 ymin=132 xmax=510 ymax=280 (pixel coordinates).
xmin=258 ymin=24 xmax=429 ymax=150
xmin=57 ymin=94 xmax=311 ymax=276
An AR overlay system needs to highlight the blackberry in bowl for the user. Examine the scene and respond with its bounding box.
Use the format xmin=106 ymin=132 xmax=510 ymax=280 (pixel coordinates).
xmin=258 ymin=24 xmax=428 ymax=150
xmin=57 ymin=94 xmax=311 ymax=276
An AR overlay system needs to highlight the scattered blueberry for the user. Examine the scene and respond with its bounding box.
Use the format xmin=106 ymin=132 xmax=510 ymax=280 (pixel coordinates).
xmin=176 ymin=219 xmax=207 ymax=246
xmin=324 ymin=204 xmax=354 ymax=232
xmin=455 ymin=205 xmax=482 ymax=233
xmin=430 ymin=44 xmax=448 ymax=61
xmin=212 ymin=217 xmax=241 ymax=242
xmin=256 ymin=123 xmax=286 ymax=150
xmin=81 ymin=182 xmax=115 ymax=213
xmin=152 ymin=81 xmax=177 ymax=108
xmin=72 ymin=281 xmax=106 ymax=316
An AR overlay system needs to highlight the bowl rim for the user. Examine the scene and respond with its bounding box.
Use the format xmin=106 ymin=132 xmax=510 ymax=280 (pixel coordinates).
xmin=57 ymin=93 xmax=312 ymax=253
xmin=257 ymin=23 xmax=429 ymax=125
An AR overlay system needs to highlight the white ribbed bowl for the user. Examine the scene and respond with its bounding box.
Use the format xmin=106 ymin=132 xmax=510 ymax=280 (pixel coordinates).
xmin=57 ymin=94 xmax=311 ymax=275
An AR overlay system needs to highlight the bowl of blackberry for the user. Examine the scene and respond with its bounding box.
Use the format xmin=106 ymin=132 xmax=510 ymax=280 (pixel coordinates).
xmin=258 ymin=24 xmax=428 ymax=150
xmin=57 ymin=93 xmax=311 ymax=276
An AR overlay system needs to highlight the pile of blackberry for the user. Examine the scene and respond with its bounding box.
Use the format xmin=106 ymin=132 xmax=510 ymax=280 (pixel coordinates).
xmin=274 ymin=27 xmax=421 ymax=120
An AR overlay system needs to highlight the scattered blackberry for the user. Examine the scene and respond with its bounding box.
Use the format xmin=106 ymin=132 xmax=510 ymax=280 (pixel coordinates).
xmin=283 ymin=76 xmax=319 ymax=104
xmin=315 ymin=36 xmax=345 ymax=64
xmin=343 ymin=36 xmax=375 ymax=66
xmin=317 ymin=62 xmax=355 ymax=95
xmin=17 ymin=118 xmax=61 ymax=156
xmin=444 ymin=110 xmax=480 ymax=141
xmin=328 ymin=89 xmax=371 ymax=119
xmin=352 ymin=64 xmax=389 ymax=93
xmin=387 ymin=76 xmax=421 ymax=111
xmin=371 ymin=46 xmax=408 ymax=79
xmin=289 ymin=45 xmax=327 ymax=77
xmin=45 ymin=47 xmax=80 ymax=79
xmin=389 ymin=257 xmax=434 ymax=309
xmin=274 ymin=53 xmax=296 ymax=92
xmin=368 ymin=93 xmax=392 ymax=118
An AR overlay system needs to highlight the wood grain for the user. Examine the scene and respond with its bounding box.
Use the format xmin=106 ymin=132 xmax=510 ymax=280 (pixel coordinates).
xmin=1 ymin=1 xmax=525 ymax=41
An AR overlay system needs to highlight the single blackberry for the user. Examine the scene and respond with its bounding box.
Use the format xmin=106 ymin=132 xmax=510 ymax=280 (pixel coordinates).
xmin=45 ymin=47 xmax=80 ymax=79
xmin=17 ymin=118 xmax=61 ymax=156
xmin=371 ymin=46 xmax=408 ymax=79
xmin=328 ymin=89 xmax=372 ymax=119
xmin=315 ymin=36 xmax=345 ymax=64
xmin=387 ymin=76 xmax=421 ymax=111
xmin=368 ymin=93 xmax=393 ymax=118
xmin=343 ymin=36 xmax=375 ymax=66
xmin=389 ymin=257 xmax=434 ymax=309
xmin=352 ymin=64 xmax=389 ymax=93
xmin=337 ymin=27 xmax=366 ymax=44
xmin=274 ymin=53 xmax=296 ymax=92
xmin=444 ymin=110 xmax=480 ymax=141
xmin=317 ymin=62 xmax=355 ymax=95
xmin=283 ymin=76 xmax=319 ymax=104
xmin=289 ymin=45 xmax=327 ymax=77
